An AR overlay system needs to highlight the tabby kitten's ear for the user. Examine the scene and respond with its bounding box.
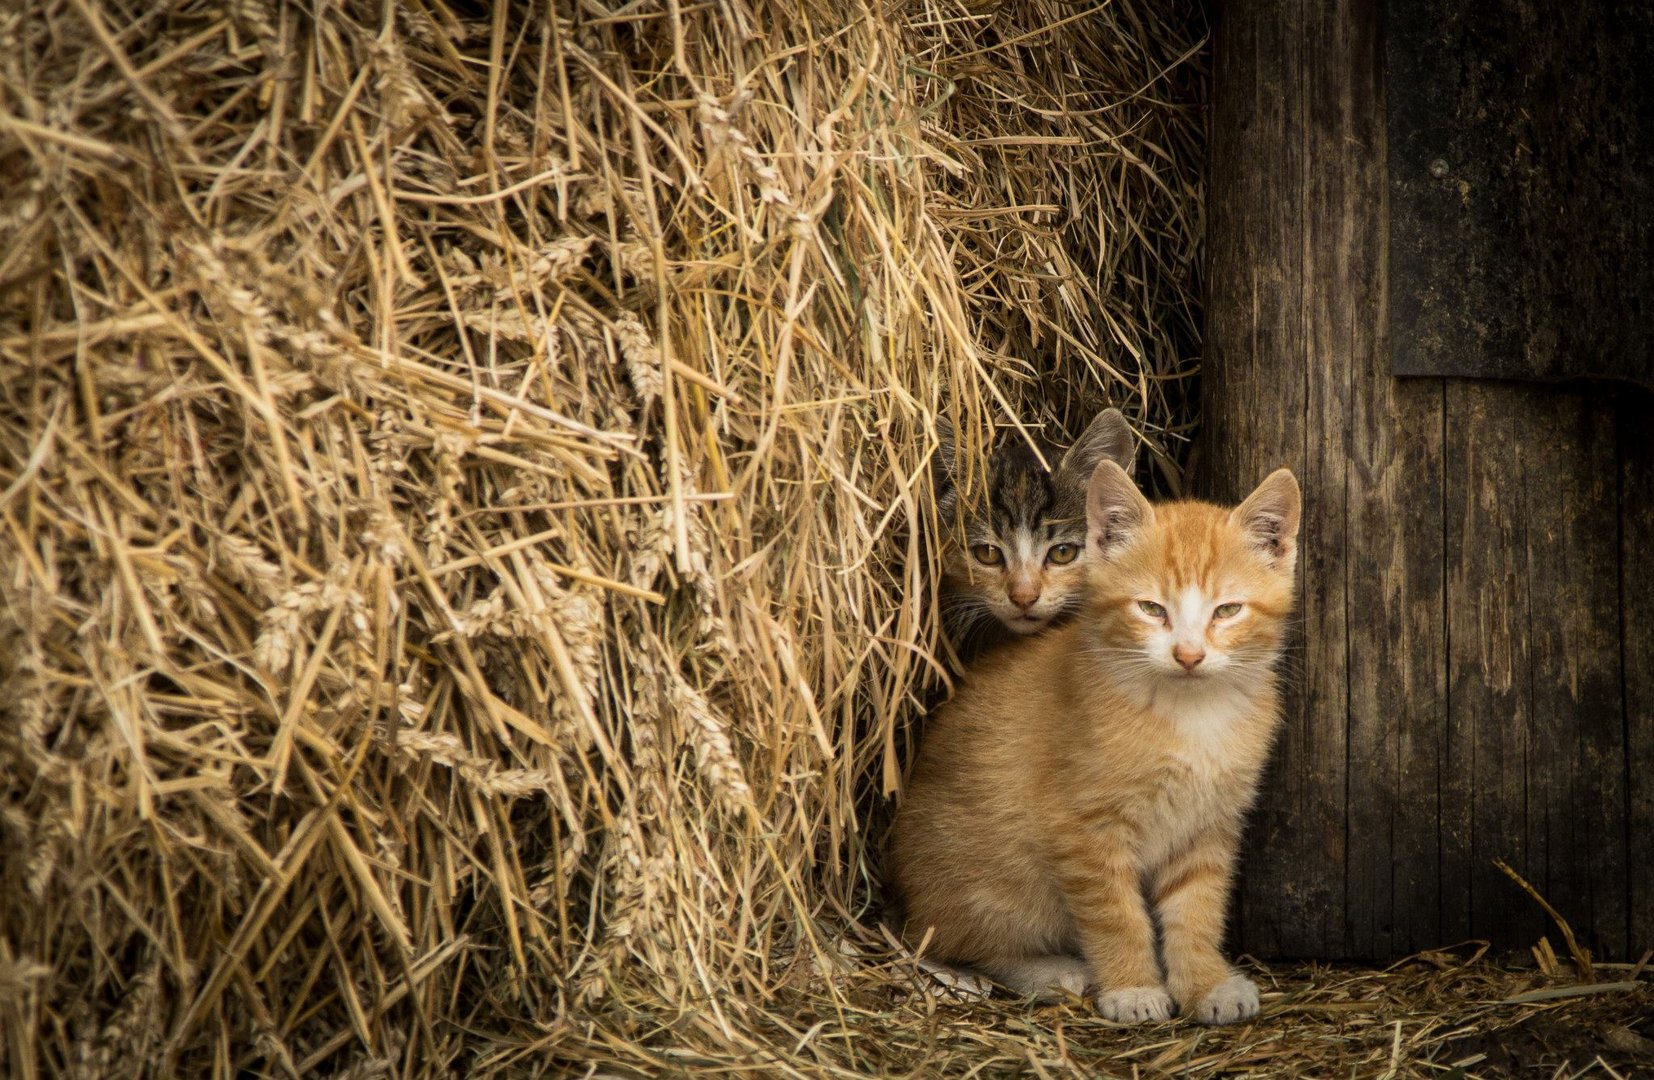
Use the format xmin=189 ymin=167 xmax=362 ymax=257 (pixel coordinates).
xmin=1060 ymin=407 xmax=1136 ymax=481
xmin=933 ymin=418 xmax=960 ymax=518
xmin=933 ymin=418 xmax=958 ymax=481
xmin=1087 ymin=460 xmax=1155 ymax=559
xmin=1229 ymin=468 xmax=1302 ymax=569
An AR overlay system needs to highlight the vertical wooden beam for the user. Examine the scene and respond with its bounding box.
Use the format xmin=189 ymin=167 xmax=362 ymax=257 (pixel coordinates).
xmin=1311 ymin=0 xmax=1451 ymax=962
xmin=1208 ymin=0 xmax=1353 ymax=957
xmin=1623 ymin=392 xmax=1654 ymax=956
xmin=1445 ymin=386 xmax=1628 ymax=957
xmin=1526 ymin=396 xmax=1627 ymax=960
xmin=1441 ymin=386 xmax=1544 ymax=949
xmin=1207 ymin=0 xmax=1451 ymax=958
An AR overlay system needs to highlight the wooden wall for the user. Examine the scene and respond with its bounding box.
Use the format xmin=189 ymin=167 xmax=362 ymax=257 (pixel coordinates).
xmin=1203 ymin=0 xmax=1654 ymax=961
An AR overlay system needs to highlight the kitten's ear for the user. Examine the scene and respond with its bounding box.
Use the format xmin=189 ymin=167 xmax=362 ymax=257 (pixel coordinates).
xmin=1061 ymin=408 xmax=1136 ymax=479
xmin=932 ymin=418 xmax=958 ymax=483
xmin=932 ymin=418 xmax=961 ymax=518
xmin=1230 ymin=468 xmax=1302 ymax=568
xmin=1087 ymin=460 xmax=1154 ymax=559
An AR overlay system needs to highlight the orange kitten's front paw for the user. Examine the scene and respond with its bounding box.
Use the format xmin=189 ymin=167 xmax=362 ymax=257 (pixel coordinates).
xmin=1094 ymin=986 xmax=1173 ymax=1023
xmin=1192 ymin=974 xmax=1259 ymax=1025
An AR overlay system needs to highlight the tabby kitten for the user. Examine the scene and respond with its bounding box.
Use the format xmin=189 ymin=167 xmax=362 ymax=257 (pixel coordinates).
xmin=892 ymin=461 xmax=1302 ymax=1025
xmin=935 ymin=409 xmax=1136 ymax=657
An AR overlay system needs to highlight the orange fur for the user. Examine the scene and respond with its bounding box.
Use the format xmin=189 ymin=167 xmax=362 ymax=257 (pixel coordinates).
xmin=891 ymin=463 xmax=1301 ymax=1025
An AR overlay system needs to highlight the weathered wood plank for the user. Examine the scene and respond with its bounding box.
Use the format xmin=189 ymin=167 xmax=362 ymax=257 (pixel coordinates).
xmin=1445 ymin=384 xmax=1629 ymax=956
xmin=1444 ymin=384 xmax=1543 ymax=949
xmin=1344 ymin=372 xmax=1450 ymax=958
xmin=1206 ymin=0 xmax=1364 ymax=958
xmin=1387 ymin=0 xmax=1654 ymax=387
xmin=1619 ymin=392 xmax=1654 ymax=956
xmin=1522 ymin=391 xmax=1626 ymax=959
xmin=1306 ymin=0 xmax=1449 ymax=961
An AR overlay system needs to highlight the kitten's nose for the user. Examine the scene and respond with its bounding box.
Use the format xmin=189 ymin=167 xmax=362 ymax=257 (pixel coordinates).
xmin=1173 ymin=645 xmax=1206 ymax=671
xmin=1008 ymin=577 xmax=1041 ymax=609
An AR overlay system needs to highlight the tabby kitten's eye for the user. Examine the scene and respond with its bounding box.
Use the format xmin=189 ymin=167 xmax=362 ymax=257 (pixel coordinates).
xmin=1214 ymin=602 xmax=1243 ymax=619
xmin=1138 ymin=600 xmax=1167 ymax=620
xmin=1045 ymin=543 xmax=1080 ymax=565
xmin=971 ymin=544 xmax=1005 ymax=567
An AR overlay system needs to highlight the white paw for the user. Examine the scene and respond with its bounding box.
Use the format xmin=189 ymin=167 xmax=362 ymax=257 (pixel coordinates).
xmin=1022 ymin=956 xmax=1090 ymax=1000
xmin=991 ymin=955 xmax=1091 ymax=1001
xmin=1094 ymin=985 xmax=1174 ymax=1023
xmin=1193 ymin=974 xmax=1259 ymax=1025
xmin=1051 ymin=967 xmax=1090 ymax=997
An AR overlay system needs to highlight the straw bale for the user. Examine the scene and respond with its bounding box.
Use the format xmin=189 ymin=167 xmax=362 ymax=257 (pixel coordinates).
xmin=0 ymin=0 xmax=1215 ymax=1074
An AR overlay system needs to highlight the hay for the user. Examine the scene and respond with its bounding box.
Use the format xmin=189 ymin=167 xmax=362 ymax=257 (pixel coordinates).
xmin=0 ymin=0 xmax=1210 ymax=1074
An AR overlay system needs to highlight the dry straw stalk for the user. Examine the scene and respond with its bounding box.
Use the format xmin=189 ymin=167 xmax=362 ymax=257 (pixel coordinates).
xmin=0 ymin=0 xmax=1211 ymax=1074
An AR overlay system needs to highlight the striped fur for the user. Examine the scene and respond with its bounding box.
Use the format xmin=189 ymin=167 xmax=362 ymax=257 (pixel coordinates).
xmin=936 ymin=409 xmax=1135 ymax=659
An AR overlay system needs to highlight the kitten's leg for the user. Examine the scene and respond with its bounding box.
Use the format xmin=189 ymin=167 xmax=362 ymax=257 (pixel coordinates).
xmin=1060 ymin=831 xmax=1173 ymax=1023
xmin=1154 ymin=829 xmax=1258 ymax=1025
xmin=981 ymin=954 xmax=1090 ymax=1002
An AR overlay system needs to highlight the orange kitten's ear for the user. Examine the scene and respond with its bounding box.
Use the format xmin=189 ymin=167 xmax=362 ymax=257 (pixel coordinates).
xmin=1229 ymin=468 xmax=1302 ymax=568
xmin=1062 ymin=407 xmax=1136 ymax=480
xmin=1087 ymin=460 xmax=1154 ymax=558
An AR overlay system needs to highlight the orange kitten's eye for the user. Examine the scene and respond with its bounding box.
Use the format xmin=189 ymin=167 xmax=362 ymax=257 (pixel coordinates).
xmin=1214 ymin=602 xmax=1243 ymax=619
xmin=1045 ymin=543 xmax=1080 ymax=565
xmin=971 ymin=544 xmax=1005 ymax=567
xmin=1137 ymin=600 xmax=1167 ymax=620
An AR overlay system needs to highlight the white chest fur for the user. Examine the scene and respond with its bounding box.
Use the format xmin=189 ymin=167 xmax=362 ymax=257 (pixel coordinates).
xmin=1133 ymin=687 xmax=1265 ymax=872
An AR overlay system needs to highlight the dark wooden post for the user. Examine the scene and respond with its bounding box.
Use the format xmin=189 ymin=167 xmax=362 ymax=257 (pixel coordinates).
xmin=1205 ymin=0 xmax=1653 ymax=960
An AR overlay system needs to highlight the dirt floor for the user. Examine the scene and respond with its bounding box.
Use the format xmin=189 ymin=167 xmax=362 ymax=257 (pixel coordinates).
xmin=1416 ymin=984 xmax=1654 ymax=1079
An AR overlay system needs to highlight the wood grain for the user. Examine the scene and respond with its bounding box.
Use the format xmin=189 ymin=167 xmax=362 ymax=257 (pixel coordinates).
xmin=1206 ymin=0 xmax=1363 ymax=958
xmin=1445 ymin=385 xmax=1629 ymax=957
xmin=1387 ymin=0 xmax=1654 ymax=387
xmin=1207 ymin=0 xmax=1645 ymax=960
xmin=1620 ymin=391 xmax=1654 ymax=955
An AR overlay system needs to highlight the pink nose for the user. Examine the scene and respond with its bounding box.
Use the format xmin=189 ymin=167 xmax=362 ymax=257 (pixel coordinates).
xmin=1008 ymin=579 xmax=1041 ymax=609
xmin=1173 ymin=645 xmax=1205 ymax=671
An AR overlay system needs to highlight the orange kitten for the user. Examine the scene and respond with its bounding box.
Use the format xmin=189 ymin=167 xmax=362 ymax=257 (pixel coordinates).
xmin=891 ymin=461 xmax=1301 ymax=1025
